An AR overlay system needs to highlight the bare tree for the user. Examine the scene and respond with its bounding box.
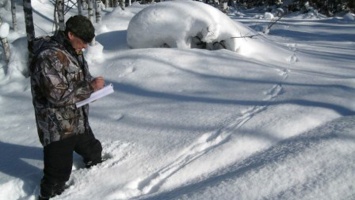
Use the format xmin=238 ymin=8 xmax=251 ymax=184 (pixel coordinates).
xmin=0 ymin=19 xmax=11 ymax=62
xmin=78 ymin=0 xmax=83 ymax=15
xmin=104 ymin=0 xmax=109 ymax=9
xmin=55 ymin=0 xmax=65 ymax=31
xmin=11 ymin=0 xmax=17 ymax=31
xmin=88 ymin=0 xmax=95 ymax=22
xmin=112 ymin=0 xmax=119 ymax=8
xmin=95 ymin=0 xmax=102 ymax=23
xmin=119 ymin=0 xmax=125 ymax=10
xmin=23 ymin=0 xmax=36 ymax=75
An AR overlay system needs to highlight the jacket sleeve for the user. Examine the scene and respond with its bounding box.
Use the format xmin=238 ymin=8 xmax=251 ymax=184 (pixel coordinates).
xmin=35 ymin=50 xmax=94 ymax=107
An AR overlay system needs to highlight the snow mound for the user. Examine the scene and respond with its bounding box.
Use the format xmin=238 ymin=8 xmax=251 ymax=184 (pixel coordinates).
xmin=264 ymin=12 xmax=274 ymax=20
xmin=343 ymin=12 xmax=354 ymax=21
xmin=0 ymin=22 xmax=10 ymax=38
xmin=126 ymin=1 xmax=255 ymax=52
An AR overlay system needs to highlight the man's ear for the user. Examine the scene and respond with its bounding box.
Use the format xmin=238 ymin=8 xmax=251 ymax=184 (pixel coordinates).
xmin=68 ymin=31 xmax=75 ymax=40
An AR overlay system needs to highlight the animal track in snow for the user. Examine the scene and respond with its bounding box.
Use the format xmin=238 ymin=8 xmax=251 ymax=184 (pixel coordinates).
xmin=113 ymin=63 xmax=290 ymax=199
xmin=287 ymin=53 xmax=299 ymax=63
xmin=287 ymin=43 xmax=297 ymax=51
xmin=276 ymin=68 xmax=289 ymax=79
xmin=120 ymin=85 xmax=287 ymax=198
xmin=264 ymin=84 xmax=283 ymax=101
xmin=112 ymin=130 xmax=231 ymax=199
xmin=119 ymin=66 xmax=136 ymax=78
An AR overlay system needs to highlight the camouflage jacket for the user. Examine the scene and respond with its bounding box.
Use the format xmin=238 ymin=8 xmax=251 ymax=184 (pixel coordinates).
xmin=30 ymin=31 xmax=94 ymax=146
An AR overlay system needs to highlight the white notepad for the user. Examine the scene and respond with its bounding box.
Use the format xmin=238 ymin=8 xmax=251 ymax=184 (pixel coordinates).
xmin=76 ymin=84 xmax=114 ymax=108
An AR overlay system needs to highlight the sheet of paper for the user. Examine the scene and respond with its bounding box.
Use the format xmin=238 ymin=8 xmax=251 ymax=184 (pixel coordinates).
xmin=76 ymin=83 xmax=114 ymax=108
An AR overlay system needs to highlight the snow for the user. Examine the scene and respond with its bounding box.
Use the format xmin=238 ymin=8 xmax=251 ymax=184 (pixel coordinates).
xmin=0 ymin=0 xmax=355 ymax=199
xmin=0 ymin=22 xmax=9 ymax=38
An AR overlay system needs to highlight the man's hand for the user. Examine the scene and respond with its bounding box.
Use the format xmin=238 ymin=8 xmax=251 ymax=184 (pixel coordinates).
xmin=91 ymin=76 xmax=105 ymax=91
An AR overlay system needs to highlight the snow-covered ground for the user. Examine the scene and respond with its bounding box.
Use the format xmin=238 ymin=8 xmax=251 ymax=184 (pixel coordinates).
xmin=0 ymin=0 xmax=355 ymax=200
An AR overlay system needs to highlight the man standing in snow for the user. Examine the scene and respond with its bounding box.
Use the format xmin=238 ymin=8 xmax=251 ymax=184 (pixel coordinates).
xmin=29 ymin=15 xmax=104 ymax=200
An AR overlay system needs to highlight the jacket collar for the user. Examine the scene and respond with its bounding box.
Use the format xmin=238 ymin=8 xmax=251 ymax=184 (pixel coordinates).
xmin=52 ymin=31 xmax=79 ymax=56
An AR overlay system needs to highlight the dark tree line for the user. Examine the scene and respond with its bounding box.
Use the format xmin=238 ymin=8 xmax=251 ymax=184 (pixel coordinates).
xmin=235 ymin=0 xmax=354 ymax=16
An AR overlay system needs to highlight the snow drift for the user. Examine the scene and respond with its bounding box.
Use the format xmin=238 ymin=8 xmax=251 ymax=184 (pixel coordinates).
xmin=126 ymin=1 xmax=253 ymax=51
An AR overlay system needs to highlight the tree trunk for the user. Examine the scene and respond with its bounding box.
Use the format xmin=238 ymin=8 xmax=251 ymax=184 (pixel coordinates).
xmin=1 ymin=37 xmax=10 ymax=62
xmin=95 ymin=0 xmax=101 ymax=23
xmin=104 ymin=0 xmax=109 ymax=9
xmin=88 ymin=0 xmax=94 ymax=22
xmin=119 ymin=0 xmax=125 ymax=10
xmin=55 ymin=0 xmax=65 ymax=31
xmin=78 ymin=0 xmax=83 ymax=15
xmin=23 ymin=0 xmax=36 ymax=76
xmin=0 ymin=20 xmax=11 ymax=62
xmin=11 ymin=0 xmax=17 ymax=31
xmin=112 ymin=0 xmax=118 ymax=7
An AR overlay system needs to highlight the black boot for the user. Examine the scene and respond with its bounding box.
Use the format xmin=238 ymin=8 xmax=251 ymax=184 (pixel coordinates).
xmin=39 ymin=179 xmax=66 ymax=199
xmin=38 ymin=195 xmax=49 ymax=200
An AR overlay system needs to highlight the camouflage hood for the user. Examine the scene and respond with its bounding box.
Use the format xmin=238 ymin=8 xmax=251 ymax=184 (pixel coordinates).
xmin=30 ymin=31 xmax=77 ymax=75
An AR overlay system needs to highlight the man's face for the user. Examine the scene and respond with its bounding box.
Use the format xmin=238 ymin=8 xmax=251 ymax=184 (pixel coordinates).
xmin=68 ymin=31 xmax=89 ymax=54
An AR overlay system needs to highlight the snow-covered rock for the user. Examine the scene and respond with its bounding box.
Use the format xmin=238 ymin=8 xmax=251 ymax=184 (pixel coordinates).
xmin=126 ymin=0 xmax=255 ymax=52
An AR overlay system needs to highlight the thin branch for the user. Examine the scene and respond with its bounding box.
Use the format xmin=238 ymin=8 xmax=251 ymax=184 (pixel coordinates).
xmin=265 ymin=11 xmax=285 ymax=32
xmin=230 ymin=34 xmax=261 ymax=39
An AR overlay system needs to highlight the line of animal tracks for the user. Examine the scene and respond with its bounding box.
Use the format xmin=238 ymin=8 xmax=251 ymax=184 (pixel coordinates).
xmin=112 ymin=66 xmax=291 ymax=199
